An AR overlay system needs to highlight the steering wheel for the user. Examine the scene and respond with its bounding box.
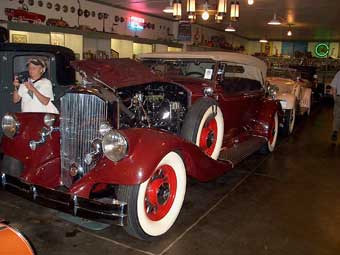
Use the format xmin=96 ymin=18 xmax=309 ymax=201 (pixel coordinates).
xmin=186 ymin=71 xmax=204 ymax=77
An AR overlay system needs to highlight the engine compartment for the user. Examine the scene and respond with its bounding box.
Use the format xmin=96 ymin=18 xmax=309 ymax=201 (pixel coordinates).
xmin=117 ymin=82 xmax=189 ymax=134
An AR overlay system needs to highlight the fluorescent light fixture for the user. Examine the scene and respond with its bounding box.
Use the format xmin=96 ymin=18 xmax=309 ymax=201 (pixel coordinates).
xmin=187 ymin=0 xmax=196 ymax=21
xmin=173 ymin=0 xmax=182 ymax=19
xmin=230 ymin=1 xmax=240 ymax=21
xmin=259 ymin=39 xmax=268 ymax=43
xmin=163 ymin=0 xmax=174 ymax=13
xmin=216 ymin=0 xmax=226 ymax=23
xmin=268 ymin=13 xmax=281 ymax=25
xmin=225 ymin=23 xmax=236 ymax=32
xmin=218 ymin=0 xmax=227 ymax=13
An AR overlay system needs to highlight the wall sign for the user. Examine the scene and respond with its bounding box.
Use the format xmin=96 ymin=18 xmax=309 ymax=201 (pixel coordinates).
xmin=128 ymin=16 xmax=144 ymax=31
xmin=178 ymin=21 xmax=192 ymax=42
xmin=315 ymin=43 xmax=329 ymax=58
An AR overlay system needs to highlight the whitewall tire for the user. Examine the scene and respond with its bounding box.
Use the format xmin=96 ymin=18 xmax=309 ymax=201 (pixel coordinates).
xmin=117 ymin=151 xmax=187 ymax=240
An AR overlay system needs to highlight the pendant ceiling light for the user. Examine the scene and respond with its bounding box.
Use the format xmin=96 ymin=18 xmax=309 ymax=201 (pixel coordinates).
xmin=225 ymin=23 xmax=236 ymax=32
xmin=201 ymin=1 xmax=210 ymax=21
xmin=187 ymin=0 xmax=196 ymax=22
xmin=163 ymin=0 xmax=174 ymax=13
xmin=247 ymin=0 xmax=254 ymax=5
xmin=216 ymin=0 xmax=227 ymax=23
xmin=287 ymin=24 xmax=293 ymax=36
xmin=173 ymin=0 xmax=182 ymax=20
xmin=230 ymin=1 xmax=240 ymax=21
xmin=268 ymin=13 xmax=281 ymax=25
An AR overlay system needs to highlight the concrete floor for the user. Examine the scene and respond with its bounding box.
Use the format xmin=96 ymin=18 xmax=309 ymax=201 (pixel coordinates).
xmin=1 ymin=103 xmax=340 ymax=255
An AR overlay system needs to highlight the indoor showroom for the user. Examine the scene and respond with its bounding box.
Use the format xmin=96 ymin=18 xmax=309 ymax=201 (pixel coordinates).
xmin=0 ymin=0 xmax=339 ymax=254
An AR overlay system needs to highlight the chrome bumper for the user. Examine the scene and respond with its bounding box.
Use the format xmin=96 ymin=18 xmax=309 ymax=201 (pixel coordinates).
xmin=0 ymin=173 xmax=127 ymax=226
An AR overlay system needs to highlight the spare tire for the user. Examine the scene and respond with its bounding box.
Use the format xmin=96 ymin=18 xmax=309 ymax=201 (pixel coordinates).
xmin=181 ymin=98 xmax=224 ymax=160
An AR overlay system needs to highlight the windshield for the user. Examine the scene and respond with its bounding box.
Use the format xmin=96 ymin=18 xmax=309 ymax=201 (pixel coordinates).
xmin=142 ymin=59 xmax=216 ymax=80
xmin=267 ymin=68 xmax=301 ymax=81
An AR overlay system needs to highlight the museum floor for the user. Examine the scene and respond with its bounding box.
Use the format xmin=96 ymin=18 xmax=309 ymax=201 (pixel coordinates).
xmin=1 ymin=102 xmax=339 ymax=255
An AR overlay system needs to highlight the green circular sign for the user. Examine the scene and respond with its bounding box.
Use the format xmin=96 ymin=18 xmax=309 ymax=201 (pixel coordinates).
xmin=315 ymin=43 xmax=329 ymax=58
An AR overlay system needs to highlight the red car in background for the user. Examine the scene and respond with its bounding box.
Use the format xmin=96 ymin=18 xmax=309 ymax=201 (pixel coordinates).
xmin=1 ymin=53 xmax=281 ymax=240
xmin=5 ymin=6 xmax=46 ymax=24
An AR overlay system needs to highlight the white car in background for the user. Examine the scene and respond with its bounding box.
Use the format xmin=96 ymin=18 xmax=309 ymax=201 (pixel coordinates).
xmin=267 ymin=67 xmax=312 ymax=135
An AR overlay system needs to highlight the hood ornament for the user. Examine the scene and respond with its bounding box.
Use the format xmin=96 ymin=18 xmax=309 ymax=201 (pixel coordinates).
xmin=79 ymin=70 xmax=93 ymax=87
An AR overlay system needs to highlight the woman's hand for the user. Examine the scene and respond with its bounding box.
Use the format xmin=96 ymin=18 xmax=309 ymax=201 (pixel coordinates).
xmin=13 ymin=76 xmax=20 ymax=89
xmin=24 ymin=81 xmax=36 ymax=92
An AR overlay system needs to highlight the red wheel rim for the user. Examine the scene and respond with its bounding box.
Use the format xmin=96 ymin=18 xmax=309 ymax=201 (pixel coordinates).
xmin=144 ymin=164 xmax=177 ymax=221
xmin=199 ymin=117 xmax=218 ymax=156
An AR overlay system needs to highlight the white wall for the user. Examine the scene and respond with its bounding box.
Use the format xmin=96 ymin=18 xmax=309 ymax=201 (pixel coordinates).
xmin=246 ymin=41 xmax=261 ymax=55
xmin=111 ymin=39 xmax=133 ymax=58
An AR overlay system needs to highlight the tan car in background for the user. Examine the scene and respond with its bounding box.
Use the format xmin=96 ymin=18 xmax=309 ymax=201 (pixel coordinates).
xmin=267 ymin=67 xmax=312 ymax=135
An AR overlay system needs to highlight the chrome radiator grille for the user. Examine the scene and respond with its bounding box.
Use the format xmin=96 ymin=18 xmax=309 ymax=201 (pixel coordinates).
xmin=60 ymin=93 xmax=107 ymax=187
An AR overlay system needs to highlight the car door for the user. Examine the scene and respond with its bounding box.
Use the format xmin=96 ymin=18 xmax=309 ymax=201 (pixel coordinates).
xmin=215 ymin=63 xmax=250 ymax=146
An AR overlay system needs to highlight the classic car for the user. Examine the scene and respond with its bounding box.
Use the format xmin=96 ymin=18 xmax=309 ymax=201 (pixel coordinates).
xmin=0 ymin=220 xmax=35 ymax=255
xmin=1 ymin=52 xmax=280 ymax=240
xmin=46 ymin=18 xmax=69 ymax=28
xmin=5 ymin=6 xmax=46 ymax=24
xmin=0 ymin=43 xmax=76 ymax=138
xmin=267 ymin=67 xmax=312 ymax=135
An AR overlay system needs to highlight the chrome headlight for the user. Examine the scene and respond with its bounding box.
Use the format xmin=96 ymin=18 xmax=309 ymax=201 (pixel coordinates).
xmin=1 ymin=114 xmax=19 ymax=138
xmin=102 ymin=130 xmax=128 ymax=162
xmin=267 ymin=85 xmax=279 ymax=98
xmin=44 ymin=113 xmax=56 ymax=127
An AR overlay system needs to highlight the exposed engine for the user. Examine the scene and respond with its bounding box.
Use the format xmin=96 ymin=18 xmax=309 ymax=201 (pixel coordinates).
xmin=118 ymin=83 xmax=188 ymax=133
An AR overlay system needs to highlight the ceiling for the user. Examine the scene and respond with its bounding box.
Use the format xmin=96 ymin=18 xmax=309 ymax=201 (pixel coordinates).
xmin=92 ymin=0 xmax=340 ymax=41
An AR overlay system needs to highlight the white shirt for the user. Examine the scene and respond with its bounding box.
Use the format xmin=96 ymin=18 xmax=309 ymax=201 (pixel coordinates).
xmin=330 ymin=71 xmax=340 ymax=95
xmin=18 ymin=78 xmax=57 ymax=113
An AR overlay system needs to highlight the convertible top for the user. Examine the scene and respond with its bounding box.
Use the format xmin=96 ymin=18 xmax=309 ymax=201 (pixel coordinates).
xmin=138 ymin=51 xmax=267 ymax=84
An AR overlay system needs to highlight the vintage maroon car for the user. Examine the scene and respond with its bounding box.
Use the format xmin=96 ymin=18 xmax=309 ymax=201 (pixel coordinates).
xmin=5 ymin=6 xmax=46 ymax=23
xmin=0 ymin=52 xmax=280 ymax=240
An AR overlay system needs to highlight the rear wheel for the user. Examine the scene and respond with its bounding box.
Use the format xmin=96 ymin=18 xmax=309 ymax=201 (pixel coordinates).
xmin=181 ymin=98 xmax=224 ymax=160
xmin=117 ymin=152 xmax=186 ymax=240
xmin=261 ymin=112 xmax=278 ymax=154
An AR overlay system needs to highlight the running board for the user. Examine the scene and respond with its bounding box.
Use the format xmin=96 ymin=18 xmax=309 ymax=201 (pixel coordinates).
xmin=219 ymin=136 xmax=266 ymax=165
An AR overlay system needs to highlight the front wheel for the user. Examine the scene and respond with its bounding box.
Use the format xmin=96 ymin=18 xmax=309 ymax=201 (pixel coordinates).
xmin=117 ymin=151 xmax=187 ymax=240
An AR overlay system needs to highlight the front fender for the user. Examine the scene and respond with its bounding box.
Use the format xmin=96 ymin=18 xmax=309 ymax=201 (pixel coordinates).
xmin=1 ymin=113 xmax=61 ymax=187
xmin=70 ymin=128 xmax=232 ymax=197
xmin=251 ymin=98 xmax=282 ymax=138
xmin=276 ymin=93 xmax=296 ymax=110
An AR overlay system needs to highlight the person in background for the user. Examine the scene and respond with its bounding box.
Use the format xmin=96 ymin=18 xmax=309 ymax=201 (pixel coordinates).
xmin=330 ymin=70 xmax=340 ymax=142
xmin=12 ymin=58 xmax=58 ymax=114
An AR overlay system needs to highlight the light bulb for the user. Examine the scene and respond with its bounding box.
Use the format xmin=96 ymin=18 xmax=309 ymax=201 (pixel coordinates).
xmin=287 ymin=30 xmax=292 ymax=36
xmin=248 ymin=0 xmax=254 ymax=5
xmin=202 ymin=11 xmax=209 ymax=21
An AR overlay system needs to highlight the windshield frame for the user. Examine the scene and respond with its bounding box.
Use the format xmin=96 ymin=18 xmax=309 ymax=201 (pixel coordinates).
xmin=140 ymin=58 xmax=218 ymax=81
xmin=267 ymin=68 xmax=301 ymax=81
